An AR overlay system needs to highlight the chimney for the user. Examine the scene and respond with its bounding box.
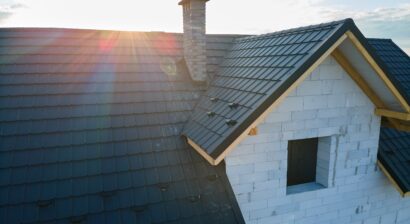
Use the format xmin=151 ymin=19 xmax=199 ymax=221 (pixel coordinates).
xmin=179 ymin=0 xmax=208 ymax=82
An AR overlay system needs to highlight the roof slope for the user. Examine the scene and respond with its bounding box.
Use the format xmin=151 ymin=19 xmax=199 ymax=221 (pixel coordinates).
xmin=378 ymin=127 xmax=410 ymax=194
xmin=368 ymin=38 xmax=410 ymax=102
xmin=0 ymin=28 xmax=245 ymax=224
xmin=369 ymin=39 xmax=410 ymax=194
xmin=183 ymin=19 xmax=354 ymax=160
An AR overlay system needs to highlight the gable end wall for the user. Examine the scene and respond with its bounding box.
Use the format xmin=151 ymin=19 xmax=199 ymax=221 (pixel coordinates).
xmin=225 ymin=55 xmax=410 ymax=224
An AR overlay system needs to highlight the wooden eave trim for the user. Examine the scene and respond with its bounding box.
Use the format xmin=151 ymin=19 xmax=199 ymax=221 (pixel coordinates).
xmin=346 ymin=31 xmax=410 ymax=113
xmin=186 ymin=137 xmax=217 ymax=166
xmin=377 ymin=160 xmax=410 ymax=197
xmin=375 ymin=108 xmax=410 ymax=121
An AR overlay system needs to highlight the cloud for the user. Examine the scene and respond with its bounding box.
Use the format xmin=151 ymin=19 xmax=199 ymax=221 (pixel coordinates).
xmin=317 ymin=3 xmax=410 ymax=54
xmin=0 ymin=1 xmax=25 ymax=24
xmin=209 ymin=0 xmax=409 ymax=55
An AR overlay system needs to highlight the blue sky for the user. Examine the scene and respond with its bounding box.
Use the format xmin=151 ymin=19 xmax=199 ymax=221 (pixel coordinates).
xmin=0 ymin=0 xmax=409 ymax=53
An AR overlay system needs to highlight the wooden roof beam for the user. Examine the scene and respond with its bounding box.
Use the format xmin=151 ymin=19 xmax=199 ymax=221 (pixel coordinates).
xmin=375 ymin=108 xmax=410 ymax=121
xmin=331 ymin=47 xmax=407 ymax=129
xmin=346 ymin=31 xmax=410 ymax=113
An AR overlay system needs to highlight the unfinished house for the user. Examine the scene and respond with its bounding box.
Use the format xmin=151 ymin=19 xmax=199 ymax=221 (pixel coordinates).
xmin=1 ymin=0 xmax=410 ymax=223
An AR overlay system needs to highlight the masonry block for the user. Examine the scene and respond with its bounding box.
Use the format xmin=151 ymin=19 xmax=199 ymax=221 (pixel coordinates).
xmin=317 ymin=108 xmax=348 ymax=118
xmin=277 ymin=96 xmax=304 ymax=112
xmin=327 ymin=94 xmax=346 ymax=108
xmin=296 ymin=81 xmax=322 ymax=95
xmin=303 ymin=95 xmax=328 ymax=110
xmin=305 ymin=118 xmax=329 ymax=129
xmin=291 ymin=110 xmax=317 ymax=121
xmin=397 ymin=207 xmax=410 ymax=222
xmin=266 ymin=112 xmax=291 ymax=123
xmin=224 ymin=55 xmax=410 ymax=224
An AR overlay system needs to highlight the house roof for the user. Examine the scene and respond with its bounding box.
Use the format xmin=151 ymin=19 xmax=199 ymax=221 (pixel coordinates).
xmin=367 ymin=38 xmax=410 ymax=103
xmin=378 ymin=127 xmax=410 ymax=196
xmin=182 ymin=19 xmax=350 ymax=162
xmin=1 ymin=19 xmax=409 ymax=223
xmin=182 ymin=18 xmax=410 ymax=165
xmin=0 ymin=28 xmax=245 ymax=224
xmin=369 ymin=38 xmax=410 ymax=195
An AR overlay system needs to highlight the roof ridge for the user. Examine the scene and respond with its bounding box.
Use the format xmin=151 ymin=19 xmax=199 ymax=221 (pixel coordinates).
xmin=236 ymin=18 xmax=352 ymax=42
xmin=367 ymin=38 xmax=393 ymax=41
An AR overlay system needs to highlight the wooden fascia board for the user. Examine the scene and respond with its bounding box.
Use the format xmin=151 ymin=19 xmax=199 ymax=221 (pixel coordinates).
xmin=375 ymin=108 xmax=410 ymax=121
xmin=377 ymin=160 xmax=409 ymax=197
xmin=186 ymin=137 xmax=217 ymax=166
xmin=346 ymin=31 xmax=410 ymax=113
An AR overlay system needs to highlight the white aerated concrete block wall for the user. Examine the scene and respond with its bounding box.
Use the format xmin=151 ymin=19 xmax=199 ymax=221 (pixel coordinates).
xmin=225 ymin=56 xmax=410 ymax=224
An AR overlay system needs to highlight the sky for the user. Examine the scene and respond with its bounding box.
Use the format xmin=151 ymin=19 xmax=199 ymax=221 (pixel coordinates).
xmin=0 ymin=0 xmax=409 ymax=53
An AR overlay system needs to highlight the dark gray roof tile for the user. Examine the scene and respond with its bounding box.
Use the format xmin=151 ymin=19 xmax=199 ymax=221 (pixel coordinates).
xmin=182 ymin=19 xmax=365 ymax=160
xmin=0 ymin=28 xmax=245 ymax=224
xmin=369 ymin=39 xmax=410 ymax=194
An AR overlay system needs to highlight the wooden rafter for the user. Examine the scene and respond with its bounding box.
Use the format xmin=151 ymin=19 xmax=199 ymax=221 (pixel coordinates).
xmin=331 ymin=49 xmax=384 ymax=108
xmin=375 ymin=109 xmax=410 ymax=121
xmin=332 ymin=48 xmax=410 ymax=127
xmin=346 ymin=31 xmax=410 ymax=113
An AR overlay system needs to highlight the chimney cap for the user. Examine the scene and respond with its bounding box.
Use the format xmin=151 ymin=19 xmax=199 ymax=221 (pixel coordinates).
xmin=178 ymin=0 xmax=209 ymax=6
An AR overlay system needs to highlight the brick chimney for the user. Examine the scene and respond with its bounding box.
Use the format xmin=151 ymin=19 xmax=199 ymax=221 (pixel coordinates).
xmin=179 ymin=0 xmax=208 ymax=82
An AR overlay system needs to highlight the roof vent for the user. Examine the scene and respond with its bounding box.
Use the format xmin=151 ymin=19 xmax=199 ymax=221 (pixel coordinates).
xmin=210 ymin=97 xmax=218 ymax=102
xmin=228 ymin=102 xmax=239 ymax=109
xmin=225 ymin=119 xmax=237 ymax=126
xmin=207 ymin=111 xmax=216 ymax=117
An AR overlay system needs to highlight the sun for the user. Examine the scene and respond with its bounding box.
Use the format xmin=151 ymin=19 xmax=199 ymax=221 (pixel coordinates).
xmin=4 ymin=0 xmax=181 ymax=31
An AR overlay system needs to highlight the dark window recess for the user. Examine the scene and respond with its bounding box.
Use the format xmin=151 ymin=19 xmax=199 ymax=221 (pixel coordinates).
xmin=287 ymin=138 xmax=318 ymax=186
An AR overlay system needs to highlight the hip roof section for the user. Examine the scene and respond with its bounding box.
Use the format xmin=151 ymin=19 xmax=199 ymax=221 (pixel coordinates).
xmin=367 ymin=38 xmax=410 ymax=101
